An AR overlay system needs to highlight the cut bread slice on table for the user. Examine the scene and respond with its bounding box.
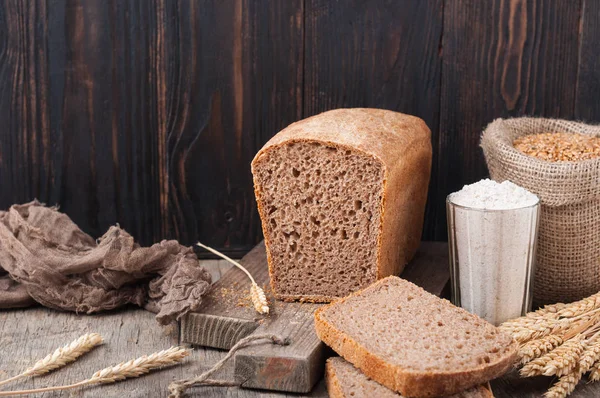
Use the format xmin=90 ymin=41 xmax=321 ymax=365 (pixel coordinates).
xmin=326 ymin=357 xmax=494 ymax=398
xmin=315 ymin=276 xmax=517 ymax=397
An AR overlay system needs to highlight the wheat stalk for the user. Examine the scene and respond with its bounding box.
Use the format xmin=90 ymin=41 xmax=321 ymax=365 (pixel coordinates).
xmin=520 ymin=336 xmax=586 ymax=377
xmin=545 ymin=369 xmax=582 ymax=398
xmin=529 ymin=303 xmax=569 ymax=318
xmin=502 ymin=302 xmax=600 ymax=338
xmin=197 ymin=242 xmax=269 ymax=314
xmin=504 ymin=293 xmax=600 ymax=398
xmin=0 ymin=333 xmax=103 ymax=387
xmin=557 ymin=293 xmax=600 ymax=318
xmin=518 ymin=334 xmax=564 ymax=365
xmin=589 ymin=360 xmax=600 ymax=382
xmin=88 ymin=346 xmax=190 ymax=383
xmin=511 ymin=318 xmax=572 ymax=344
xmin=507 ymin=309 xmax=600 ymax=344
xmin=0 ymin=346 xmax=190 ymax=396
xmin=501 ymin=303 xmax=570 ymax=331
xmin=542 ymin=335 xmax=586 ymax=377
xmin=500 ymin=319 xmax=546 ymax=335
xmin=579 ymin=338 xmax=600 ymax=373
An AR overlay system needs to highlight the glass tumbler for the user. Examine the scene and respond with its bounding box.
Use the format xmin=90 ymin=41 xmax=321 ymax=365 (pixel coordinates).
xmin=446 ymin=197 xmax=540 ymax=325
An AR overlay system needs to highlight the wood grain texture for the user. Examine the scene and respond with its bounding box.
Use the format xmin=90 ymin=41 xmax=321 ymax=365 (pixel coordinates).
xmin=0 ymin=0 xmax=304 ymax=254
xmin=0 ymin=260 xmax=328 ymax=398
xmin=0 ymin=308 xmax=183 ymax=398
xmin=436 ymin=0 xmax=582 ymax=239
xmin=181 ymin=242 xmax=271 ymax=350
xmin=183 ymin=241 xmax=325 ymax=393
xmin=0 ymin=0 xmax=598 ymax=250
xmin=4 ymin=249 xmax=600 ymax=397
xmin=166 ymin=0 xmax=304 ymax=254
xmin=233 ymin=301 xmax=325 ymax=393
xmin=0 ymin=0 xmax=169 ymax=246
xmin=0 ymin=307 xmax=328 ymax=398
xmin=303 ymin=0 xmax=443 ymax=240
xmin=491 ymin=369 xmax=599 ymax=398
xmin=576 ymin=0 xmax=600 ymax=122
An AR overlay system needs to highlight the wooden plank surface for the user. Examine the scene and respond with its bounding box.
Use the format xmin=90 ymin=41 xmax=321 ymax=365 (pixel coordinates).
xmin=575 ymin=0 xmax=600 ymax=123
xmin=182 ymin=242 xmax=324 ymax=393
xmin=183 ymin=241 xmax=450 ymax=349
xmin=181 ymin=243 xmax=271 ymax=350
xmin=164 ymin=0 xmax=304 ymax=253
xmin=1 ymin=1 xmax=599 ymax=251
xmin=491 ymin=369 xmax=599 ymax=398
xmin=0 ymin=0 xmax=170 ymax=245
xmin=303 ymin=0 xmax=444 ymax=240
xmin=3 ymin=243 xmax=600 ymax=397
xmin=0 ymin=0 xmax=304 ymax=255
xmin=0 ymin=307 xmax=183 ymax=397
xmin=437 ymin=0 xmax=581 ymax=239
xmin=0 ymin=307 xmax=327 ymax=398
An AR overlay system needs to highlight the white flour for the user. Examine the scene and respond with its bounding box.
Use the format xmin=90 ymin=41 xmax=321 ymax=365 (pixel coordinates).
xmin=447 ymin=179 xmax=540 ymax=325
xmin=449 ymin=179 xmax=539 ymax=210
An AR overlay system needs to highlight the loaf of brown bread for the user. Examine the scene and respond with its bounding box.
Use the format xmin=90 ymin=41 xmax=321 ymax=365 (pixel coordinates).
xmin=251 ymin=109 xmax=432 ymax=302
xmin=315 ymin=276 xmax=517 ymax=397
xmin=326 ymin=357 xmax=494 ymax=398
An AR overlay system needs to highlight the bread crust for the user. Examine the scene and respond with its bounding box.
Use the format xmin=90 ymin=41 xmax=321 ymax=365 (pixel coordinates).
xmin=252 ymin=108 xmax=432 ymax=302
xmin=326 ymin=357 xmax=496 ymax=398
xmin=325 ymin=359 xmax=347 ymax=398
xmin=315 ymin=277 xmax=517 ymax=397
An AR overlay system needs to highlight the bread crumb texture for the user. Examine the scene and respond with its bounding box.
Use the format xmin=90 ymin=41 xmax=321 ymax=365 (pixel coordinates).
xmin=321 ymin=277 xmax=514 ymax=371
xmin=253 ymin=141 xmax=383 ymax=299
xmin=316 ymin=276 xmax=517 ymax=396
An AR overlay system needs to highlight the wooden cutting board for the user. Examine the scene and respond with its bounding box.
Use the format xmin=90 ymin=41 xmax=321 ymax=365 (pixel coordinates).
xmin=181 ymin=241 xmax=449 ymax=393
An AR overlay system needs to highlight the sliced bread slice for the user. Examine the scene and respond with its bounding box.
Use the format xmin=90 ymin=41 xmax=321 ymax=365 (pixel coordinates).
xmin=315 ymin=276 xmax=517 ymax=397
xmin=326 ymin=357 xmax=494 ymax=398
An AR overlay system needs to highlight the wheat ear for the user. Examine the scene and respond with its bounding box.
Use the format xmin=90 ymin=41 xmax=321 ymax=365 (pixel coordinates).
xmin=529 ymin=303 xmax=569 ymax=318
xmin=510 ymin=318 xmax=572 ymax=344
xmin=579 ymin=338 xmax=600 ymax=374
xmin=589 ymin=361 xmax=600 ymax=382
xmin=542 ymin=335 xmax=586 ymax=377
xmin=197 ymin=242 xmax=269 ymax=314
xmin=0 ymin=333 xmax=103 ymax=387
xmin=557 ymin=293 xmax=600 ymax=318
xmin=0 ymin=346 xmax=190 ymax=396
xmin=501 ymin=303 xmax=569 ymax=330
xmin=501 ymin=313 xmax=558 ymax=332
xmin=544 ymin=369 xmax=582 ymax=398
xmin=509 ymin=309 xmax=600 ymax=344
xmin=518 ymin=334 xmax=564 ymax=365
xmin=521 ymin=336 xmax=586 ymax=377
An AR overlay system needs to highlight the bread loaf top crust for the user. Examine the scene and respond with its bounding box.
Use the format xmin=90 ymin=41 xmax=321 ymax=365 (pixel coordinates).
xmin=252 ymin=108 xmax=431 ymax=169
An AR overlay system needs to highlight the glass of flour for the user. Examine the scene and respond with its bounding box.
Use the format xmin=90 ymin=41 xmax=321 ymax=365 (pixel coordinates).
xmin=447 ymin=179 xmax=540 ymax=325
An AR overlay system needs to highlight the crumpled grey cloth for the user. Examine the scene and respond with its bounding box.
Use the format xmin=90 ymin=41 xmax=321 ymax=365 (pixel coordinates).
xmin=0 ymin=201 xmax=211 ymax=325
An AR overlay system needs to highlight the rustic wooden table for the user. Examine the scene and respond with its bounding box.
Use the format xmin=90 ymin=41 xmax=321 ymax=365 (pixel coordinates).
xmin=1 ymin=247 xmax=598 ymax=397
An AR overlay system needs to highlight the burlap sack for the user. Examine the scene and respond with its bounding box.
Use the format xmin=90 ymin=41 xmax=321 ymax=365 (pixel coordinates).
xmin=481 ymin=118 xmax=600 ymax=305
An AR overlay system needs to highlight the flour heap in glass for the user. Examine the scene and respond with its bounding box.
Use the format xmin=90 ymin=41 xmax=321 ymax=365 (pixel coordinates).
xmin=447 ymin=179 xmax=540 ymax=325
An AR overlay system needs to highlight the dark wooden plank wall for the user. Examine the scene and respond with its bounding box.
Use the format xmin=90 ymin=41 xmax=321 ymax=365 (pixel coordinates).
xmin=0 ymin=0 xmax=598 ymax=253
